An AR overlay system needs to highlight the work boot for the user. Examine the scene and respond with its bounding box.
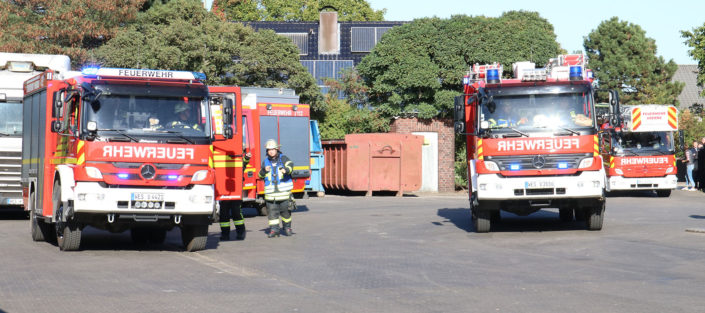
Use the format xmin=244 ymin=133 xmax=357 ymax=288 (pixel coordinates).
xmin=220 ymin=229 xmax=230 ymax=241
xmin=282 ymin=222 xmax=293 ymax=236
xmin=267 ymin=228 xmax=280 ymax=238
xmin=235 ymin=224 xmax=246 ymax=240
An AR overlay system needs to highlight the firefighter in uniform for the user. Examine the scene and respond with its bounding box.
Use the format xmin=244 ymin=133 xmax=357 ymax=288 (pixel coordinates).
xmin=219 ymin=151 xmax=251 ymax=241
xmin=259 ymin=139 xmax=294 ymax=238
xmin=170 ymin=102 xmax=201 ymax=130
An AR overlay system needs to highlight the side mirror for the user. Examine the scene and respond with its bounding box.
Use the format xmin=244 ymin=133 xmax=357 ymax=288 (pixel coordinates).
xmin=54 ymin=91 xmax=65 ymax=118
xmin=486 ymin=96 xmax=496 ymax=114
xmin=223 ymin=99 xmax=233 ymax=125
xmin=454 ymin=121 xmax=466 ymax=134
xmin=223 ymin=127 xmax=233 ymax=139
xmin=678 ymin=130 xmax=685 ymax=152
xmin=453 ymin=96 xmax=465 ymax=123
xmin=51 ymin=120 xmax=62 ymax=133
xmin=608 ymin=90 xmax=620 ymax=127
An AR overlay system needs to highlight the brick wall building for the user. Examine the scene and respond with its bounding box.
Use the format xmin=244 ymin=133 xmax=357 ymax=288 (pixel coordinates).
xmin=390 ymin=117 xmax=455 ymax=192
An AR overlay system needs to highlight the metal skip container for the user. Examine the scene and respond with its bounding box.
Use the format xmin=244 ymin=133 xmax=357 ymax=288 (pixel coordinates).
xmin=321 ymin=133 xmax=423 ymax=196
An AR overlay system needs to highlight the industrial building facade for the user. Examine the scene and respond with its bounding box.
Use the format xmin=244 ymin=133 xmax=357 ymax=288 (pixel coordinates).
xmin=245 ymin=13 xmax=405 ymax=94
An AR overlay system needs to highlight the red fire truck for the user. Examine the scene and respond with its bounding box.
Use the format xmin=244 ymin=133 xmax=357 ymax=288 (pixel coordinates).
xmin=22 ymin=67 xmax=232 ymax=251
xmin=239 ymin=87 xmax=310 ymax=215
xmin=601 ymin=104 xmax=678 ymax=197
xmin=454 ymin=54 xmax=608 ymax=232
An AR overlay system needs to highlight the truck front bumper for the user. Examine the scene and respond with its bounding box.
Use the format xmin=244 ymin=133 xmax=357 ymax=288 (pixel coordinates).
xmin=72 ymin=182 xmax=215 ymax=215
xmin=476 ymin=170 xmax=604 ymax=200
xmin=607 ymin=175 xmax=677 ymax=191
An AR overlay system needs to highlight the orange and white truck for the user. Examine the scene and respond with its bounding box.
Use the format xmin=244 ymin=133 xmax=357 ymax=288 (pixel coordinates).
xmin=454 ymin=54 xmax=608 ymax=232
xmin=208 ymin=87 xmax=310 ymax=216
xmin=601 ymin=104 xmax=678 ymax=197
xmin=22 ymin=67 xmax=232 ymax=251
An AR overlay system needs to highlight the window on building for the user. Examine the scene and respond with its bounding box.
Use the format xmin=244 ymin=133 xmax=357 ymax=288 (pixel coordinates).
xmin=300 ymin=60 xmax=353 ymax=98
xmin=278 ymin=33 xmax=309 ymax=55
xmin=351 ymin=27 xmax=392 ymax=52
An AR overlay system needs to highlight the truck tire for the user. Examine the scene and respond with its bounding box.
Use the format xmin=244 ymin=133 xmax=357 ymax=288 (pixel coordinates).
xmin=559 ymin=208 xmax=574 ymax=222
xmin=656 ymin=190 xmax=671 ymax=197
xmin=181 ymin=224 xmax=208 ymax=252
xmin=53 ymin=181 xmax=81 ymax=251
xmin=474 ymin=209 xmax=491 ymax=233
xmin=29 ymin=191 xmax=53 ymax=242
xmin=586 ymin=201 xmax=605 ymax=231
xmin=258 ymin=203 xmax=268 ymax=216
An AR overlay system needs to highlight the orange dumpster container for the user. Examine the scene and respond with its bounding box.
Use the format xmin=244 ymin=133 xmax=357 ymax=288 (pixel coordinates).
xmin=322 ymin=133 xmax=423 ymax=196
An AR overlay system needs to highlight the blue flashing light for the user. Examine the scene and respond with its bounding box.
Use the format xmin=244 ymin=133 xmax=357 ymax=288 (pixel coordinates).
xmin=192 ymin=72 xmax=207 ymax=81
xmin=569 ymin=66 xmax=582 ymax=80
xmin=167 ymin=175 xmax=179 ymax=181
xmin=587 ymin=70 xmax=594 ymax=79
xmin=487 ymin=69 xmax=500 ymax=83
xmin=509 ymin=164 xmax=521 ymax=171
xmin=557 ymin=162 xmax=569 ymax=169
xmin=82 ymin=67 xmax=100 ymax=76
xmin=117 ymin=173 xmax=129 ymax=179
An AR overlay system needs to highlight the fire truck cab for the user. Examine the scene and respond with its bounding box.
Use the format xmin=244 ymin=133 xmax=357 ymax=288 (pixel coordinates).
xmin=22 ymin=67 xmax=233 ymax=251
xmin=600 ymin=104 xmax=678 ymax=197
xmin=240 ymin=88 xmax=310 ymax=215
xmin=454 ymin=54 xmax=607 ymax=232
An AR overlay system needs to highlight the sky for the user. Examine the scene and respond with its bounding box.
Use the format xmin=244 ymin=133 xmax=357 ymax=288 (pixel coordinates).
xmin=204 ymin=0 xmax=703 ymax=64
xmin=366 ymin=0 xmax=703 ymax=64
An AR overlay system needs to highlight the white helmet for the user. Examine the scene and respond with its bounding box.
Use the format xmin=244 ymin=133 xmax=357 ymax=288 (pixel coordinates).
xmin=265 ymin=139 xmax=280 ymax=150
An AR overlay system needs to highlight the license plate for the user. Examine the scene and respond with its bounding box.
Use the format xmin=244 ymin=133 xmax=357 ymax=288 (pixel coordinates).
xmin=525 ymin=181 xmax=555 ymax=188
xmin=6 ymin=199 xmax=23 ymax=205
xmin=131 ymin=193 xmax=164 ymax=201
xmin=636 ymin=180 xmax=650 ymax=185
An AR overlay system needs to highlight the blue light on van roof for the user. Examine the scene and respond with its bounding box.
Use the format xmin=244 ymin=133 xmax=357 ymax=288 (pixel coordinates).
xmin=192 ymin=72 xmax=207 ymax=81
xmin=82 ymin=67 xmax=100 ymax=76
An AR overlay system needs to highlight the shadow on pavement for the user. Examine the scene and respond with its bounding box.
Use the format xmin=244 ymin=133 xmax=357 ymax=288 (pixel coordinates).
xmin=436 ymin=208 xmax=588 ymax=233
xmin=73 ymin=226 xmax=220 ymax=252
xmin=606 ymin=190 xmax=659 ymax=198
xmin=0 ymin=210 xmax=28 ymax=220
xmin=436 ymin=208 xmax=472 ymax=232
xmin=690 ymin=215 xmax=705 ymax=220
xmin=322 ymin=189 xmax=418 ymax=197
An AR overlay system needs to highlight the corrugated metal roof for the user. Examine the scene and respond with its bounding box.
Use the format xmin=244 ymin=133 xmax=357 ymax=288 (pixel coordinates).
xmin=672 ymin=64 xmax=705 ymax=109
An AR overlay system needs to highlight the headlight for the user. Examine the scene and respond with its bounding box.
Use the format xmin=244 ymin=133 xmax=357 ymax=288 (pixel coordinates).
xmin=191 ymin=170 xmax=209 ymax=182
xmin=578 ymin=158 xmax=594 ymax=169
xmin=615 ymin=168 xmax=623 ymax=175
xmin=85 ymin=167 xmax=103 ymax=179
xmin=483 ymin=161 xmax=499 ymax=171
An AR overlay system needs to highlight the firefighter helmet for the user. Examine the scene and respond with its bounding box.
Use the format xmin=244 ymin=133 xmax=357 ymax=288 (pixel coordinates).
xmin=175 ymin=102 xmax=189 ymax=114
xmin=265 ymin=139 xmax=280 ymax=150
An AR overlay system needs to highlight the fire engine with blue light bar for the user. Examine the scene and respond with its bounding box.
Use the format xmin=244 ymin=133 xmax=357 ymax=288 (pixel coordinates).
xmin=21 ymin=67 xmax=233 ymax=251
xmin=454 ymin=54 xmax=611 ymax=232
xmin=600 ymin=104 xmax=679 ymax=197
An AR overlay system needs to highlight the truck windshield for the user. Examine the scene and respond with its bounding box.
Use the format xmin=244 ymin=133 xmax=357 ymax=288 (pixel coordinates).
xmin=85 ymin=95 xmax=211 ymax=138
xmin=480 ymin=87 xmax=593 ymax=131
xmin=613 ymin=131 xmax=674 ymax=156
xmin=0 ymin=101 xmax=22 ymax=136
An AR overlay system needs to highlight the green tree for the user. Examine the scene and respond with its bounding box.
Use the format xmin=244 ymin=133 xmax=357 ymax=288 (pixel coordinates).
xmin=0 ymin=0 xmax=145 ymax=66
xmin=584 ymin=17 xmax=683 ymax=104
xmin=356 ymin=11 xmax=562 ymax=119
xmin=682 ymin=24 xmax=705 ymax=97
xmin=212 ymin=0 xmax=385 ymax=21
xmin=96 ymin=0 xmax=322 ymax=110
xmin=318 ymin=69 xmax=388 ymax=139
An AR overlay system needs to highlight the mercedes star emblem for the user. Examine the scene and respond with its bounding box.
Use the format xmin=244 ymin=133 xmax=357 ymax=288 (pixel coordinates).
xmin=532 ymin=155 xmax=546 ymax=169
xmin=140 ymin=164 xmax=156 ymax=180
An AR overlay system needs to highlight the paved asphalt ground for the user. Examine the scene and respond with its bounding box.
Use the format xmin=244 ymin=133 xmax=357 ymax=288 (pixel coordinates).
xmin=1 ymin=189 xmax=705 ymax=313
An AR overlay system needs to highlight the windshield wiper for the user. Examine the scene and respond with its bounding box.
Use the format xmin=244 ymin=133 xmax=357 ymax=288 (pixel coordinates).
xmin=97 ymin=129 xmax=138 ymax=142
xmin=144 ymin=129 xmax=195 ymax=144
xmin=0 ymin=132 xmax=13 ymax=137
xmin=554 ymin=126 xmax=580 ymax=136
xmin=505 ymin=127 xmax=529 ymax=137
